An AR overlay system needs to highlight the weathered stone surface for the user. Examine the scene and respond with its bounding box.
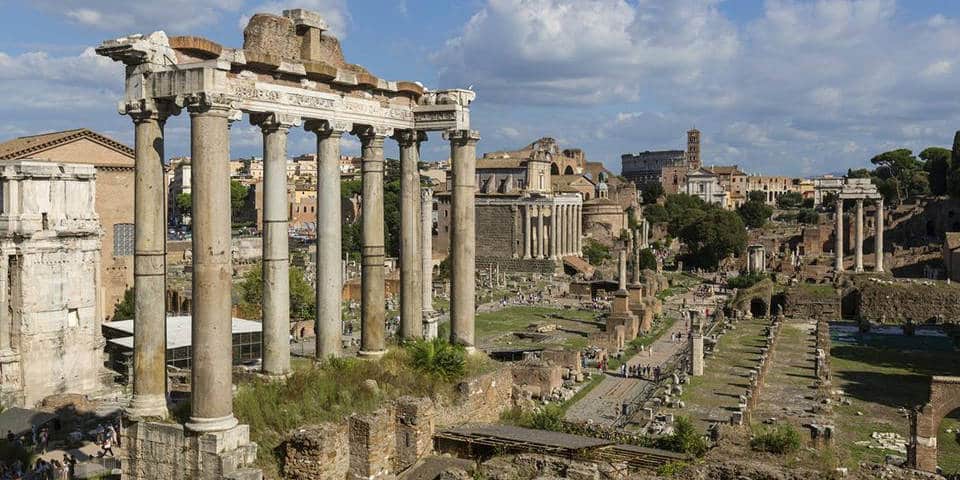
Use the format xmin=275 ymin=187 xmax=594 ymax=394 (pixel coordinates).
xmin=281 ymin=423 xmax=349 ymax=480
xmin=243 ymin=14 xmax=299 ymax=60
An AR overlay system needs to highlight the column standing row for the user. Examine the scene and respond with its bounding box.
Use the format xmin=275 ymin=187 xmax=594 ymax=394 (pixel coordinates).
xmin=519 ymin=202 xmax=582 ymax=260
xmin=834 ymin=197 xmax=884 ymax=273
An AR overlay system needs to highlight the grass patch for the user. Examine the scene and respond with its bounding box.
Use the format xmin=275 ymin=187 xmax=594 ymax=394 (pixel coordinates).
xmin=796 ymin=282 xmax=837 ymax=297
xmin=233 ymin=345 xmax=496 ymax=477
xmin=750 ymin=424 xmax=802 ymax=454
xmin=475 ymin=306 xmax=599 ymax=338
xmin=939 ymin=413 xmax=960 ymax=475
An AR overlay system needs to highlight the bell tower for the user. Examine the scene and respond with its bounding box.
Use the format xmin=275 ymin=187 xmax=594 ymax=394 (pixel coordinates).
xmin=687 ymin=128 xmax=701 ymax=169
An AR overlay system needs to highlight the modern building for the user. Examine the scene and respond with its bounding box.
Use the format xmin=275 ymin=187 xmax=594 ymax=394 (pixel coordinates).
xmin=0 ymin=129 xmax=135 ymax=322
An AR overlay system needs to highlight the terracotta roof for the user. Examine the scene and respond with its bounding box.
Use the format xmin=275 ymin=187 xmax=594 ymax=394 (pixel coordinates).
xmin=477 ymin=157 xmax=527 ymax=169
xmin=946 ymin=232 xmax=960 ymax=251
xmin=552 ymin=174 xmax=594 ymax=189
xmin=706 ymin=165 xmax=745 ymax=176
xmin=0 ymin=128 xmax=134 ymax=161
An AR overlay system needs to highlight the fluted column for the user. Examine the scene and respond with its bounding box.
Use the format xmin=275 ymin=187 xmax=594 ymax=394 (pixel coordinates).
xmin=536 ymin=207 xmax=545 ymax=259
xmin=251 ymin=113 xmax=299 ymax=376
xmin=855 ymin=199 xmax=864 ymax=272
xmin=523 ymin=205 xmax=532 ymax=259
xmin=357 ymin=126 xmax=390 ymax=357
xmin=446 ymin=129 xmax=480 ymax=350
xmin=396 ymin=130 xmax=425 ymax=341
xmin=549 ymin=204 xmax=558 ymax=260
xmin=126 ymin=100 xmax=175 ymax=419
xmin=421 ymin=187 xmax=437 ymax=339
xmin=185 ymin=97 xmax=238 ymax=433
xmin=305 ymin=119 xmax=348 ymax=359
xmin=576 ymin=204 xmax=583 ymax=255
xmin=875 ymin=198 xmax=884 ymax=272
xmin=835 ymin=197 xmax=844 ymax=272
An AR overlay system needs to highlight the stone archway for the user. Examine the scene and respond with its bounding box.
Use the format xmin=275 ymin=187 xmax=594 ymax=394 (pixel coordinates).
xmin=564 ymin=165 xmax=574 ymax=175
xmin=750 ymin=297 xmax=768 ymax=318
xmin=909 ymin=376 xmax=960 ymax=472
xmin=550 ymin=163 xmax=560 ymax=175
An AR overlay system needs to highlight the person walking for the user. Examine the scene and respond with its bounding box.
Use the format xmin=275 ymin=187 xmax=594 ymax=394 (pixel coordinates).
xmin=100 ymin=437 xmax=115 ymax=457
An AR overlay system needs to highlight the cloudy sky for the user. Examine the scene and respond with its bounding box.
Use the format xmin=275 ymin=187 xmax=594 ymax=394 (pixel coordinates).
xmin=1 ymin=0 xmax=959 ymax=176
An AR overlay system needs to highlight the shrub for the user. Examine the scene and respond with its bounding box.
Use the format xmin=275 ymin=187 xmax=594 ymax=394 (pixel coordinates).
xmin=527 ymin=404 xmax=566 ymax=432
xmin=656 ymin=461 xmax=691 ymax=477
xmin=797 ymin=208 xmax=819 ymax=224
xmin=583 ymin=239 xmax=611 ymax=266
xmin=658 ymin=416 xmax=708 ymax=456
xmin=406 ymin=338 xmax=466 ymax=381
xmin=727 ymin=272 xmax=767 ymax=289
xmin=750 ymin=424 xmax=802 ymax=454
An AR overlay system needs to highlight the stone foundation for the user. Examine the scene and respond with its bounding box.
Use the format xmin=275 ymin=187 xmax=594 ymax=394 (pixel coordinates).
xmin=476 ymin=256 xmax=560 ymax=274
xmin=122 ymin=420 xmax=262 ymax=480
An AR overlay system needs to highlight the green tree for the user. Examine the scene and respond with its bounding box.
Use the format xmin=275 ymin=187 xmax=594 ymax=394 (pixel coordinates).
xmin=797 ymin=208 xmax=819 ymax=224
xmin=920 ymin=147 xmax=951 ymax=196
xmin=950 ymin=131 xmax=960 ymax=198
xmin=583 ymin=239 xmax=611 ymax=266
xmin=870 ymin=149 xmax=929 ymax=204
xmin=638 ymin=248 xmax=657 ymax=270
xmin=175 ymin=192 xmax=192 ymax=218
xmin=679 ymin=209 xmax=746 ymax=269
xmin=238 ymin=263 xmax=316 ymax=320
xmin=230 ymin=180 xmax=252 ymax=224
xmin=776 ymin=191 xmax=803 ymax=209
xmin=738 ymin=199 xmax=772 ymax=229
xmin=639 ymin=181 xmax=665 ymax=205
xmin=747 ymin=190 xmax=767 ymax=203
xmin=112 ymin=287 xmax=135 ymax=321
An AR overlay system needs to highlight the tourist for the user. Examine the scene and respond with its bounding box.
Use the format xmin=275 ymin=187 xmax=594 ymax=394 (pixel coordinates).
xmin=100 ymin=435 xmax=115 ymax=457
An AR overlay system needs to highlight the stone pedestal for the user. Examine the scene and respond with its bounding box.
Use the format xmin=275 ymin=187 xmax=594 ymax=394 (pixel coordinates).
xmin=122 ymin=420 xmax=261 ymax=480
xmin=608 ymin=291 xmax=639 ymax=341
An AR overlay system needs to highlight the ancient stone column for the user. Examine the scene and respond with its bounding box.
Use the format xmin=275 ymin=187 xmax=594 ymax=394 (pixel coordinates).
xmin=421 ymin=187 xmax=437 ymax=339
xmin=618 ymin=249 xmax=627 ymax=292
xmin=397 ymin=130 xmax=425 ymax=341
xmin=549 ymin=204 xmax=558 ymax=260
xmin=185 ymin=97 xmax=238 ymax=433
xmin=633 ymin=229 xmax=642 ymax=284
xmin=875 ymin=198 xmax=884 ymax=272
xmin=835 ymin=197 xmax=844 ymax=272
xmin=536 ymin=207 xmax=545 ymax=259
xmin=576 ymin=204 xmax=583 ymax=255
xmin=561 ymin=204 xmax=569 ymax=256
xmin=357 ymin=126 xmax=390 ymax=357
xmin=127 ymin=100 xmax=173 ymax=419
xmin=252 ymin=113 xmax=298 ymax=377
xmin=855 ymin=199 xmax=864 ymax=272
xmin=305 ymin=120 xmax=347 ymax=359
xmin=446 ymin=129 xmax=480 ymax=350
xmin=0 ymin=260 xmax=7 ymax=353
xmin=523 ymin=205 xmax=532 ymax=259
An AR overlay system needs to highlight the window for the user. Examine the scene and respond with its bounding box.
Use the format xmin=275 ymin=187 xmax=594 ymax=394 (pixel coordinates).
xmin=113 ymin=223 xmax=134 ymax=256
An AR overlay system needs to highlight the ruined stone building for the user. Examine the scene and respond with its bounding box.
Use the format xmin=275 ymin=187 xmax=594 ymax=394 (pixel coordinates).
xmin=0 ymin=129 xmax=134 ymax=322
xmin=435 ymin=138 xmax=583 ymax=273
xmin=621 ymin=129 xmax=700 ymax=187
xmin=0 ymin=161 xmax=106 ymax=407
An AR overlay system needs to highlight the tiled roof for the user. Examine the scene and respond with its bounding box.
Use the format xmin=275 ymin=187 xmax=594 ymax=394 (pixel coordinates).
xmin=0 ymin=128 xmax=134 ymax=161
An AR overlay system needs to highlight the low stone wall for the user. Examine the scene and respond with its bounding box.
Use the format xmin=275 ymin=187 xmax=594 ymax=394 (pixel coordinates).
xmin=122 ymin=421 xmax=260 ymax=480
xmin=845 ymin=277 xmax=960 ymax=323
xmin=281 ymin=368 xmax=516 ymax=480
xmin=477 ymin=256 xmax=560 ymax=275
xmin=783 ymin=286 xmax=840 ymax=319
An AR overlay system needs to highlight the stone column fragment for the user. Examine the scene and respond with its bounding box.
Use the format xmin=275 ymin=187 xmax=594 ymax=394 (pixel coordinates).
xmin=185 ymin=97 xmax=238 ymax=433
xmin=855 ymin=199 xmax=864 ymax=272
xmin=835 ymin=197 xmax=844 ymax=272
xmin=421 ymin=187 xmax=437 ymax=339
xmin=127 ymin=100 xmax=174 ymax=419
xmin=357 ymin=126 xmax=390 ymax=357
xmin=875 ymin=198 xmax=884 ymax=272
xmin=396 ymin=130 xmax=425 ymax=341
xmin=523 ymin=206 xmax=531 ymax=259
xmin=446 ymin=129 xmax=480 ymax=351
xmin=306 ymin=119 xmax=349 ymax=359
xmin=252 ymin=112 xmax=299 ymax=376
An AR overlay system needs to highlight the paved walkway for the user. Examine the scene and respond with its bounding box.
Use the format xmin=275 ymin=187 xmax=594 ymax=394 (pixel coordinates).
xmin=564 ymin=317 xmax=689 ymax=427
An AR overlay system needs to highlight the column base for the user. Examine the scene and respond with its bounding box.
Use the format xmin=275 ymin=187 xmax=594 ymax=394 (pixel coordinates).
xmin=126 ymin=394 xmax=169 ymax=420
xmin=422 ymin=312 xmax=439 ymax=340
xmin=463 ymin=346 xmax=477 ymax=355
xmin=185 ymin=413 xmax=239 ymax=433
xmin=523 ymin=255 xmax=531 ymax=260
xmin=358 ymin=349 xmax=387 ymax=358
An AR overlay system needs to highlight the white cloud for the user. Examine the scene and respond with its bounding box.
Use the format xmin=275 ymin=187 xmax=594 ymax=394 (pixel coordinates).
xmin=238 ymin=0 xmax=350 ymax=38
xmin=32 ymin=0 xmax=246 ymax=33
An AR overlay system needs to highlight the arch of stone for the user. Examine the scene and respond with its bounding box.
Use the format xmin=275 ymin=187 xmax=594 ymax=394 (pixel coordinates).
xmin=96 ymin=10 xmax=479 ymax=478
xmin=909 ymin=376 xmax=960 ymax=473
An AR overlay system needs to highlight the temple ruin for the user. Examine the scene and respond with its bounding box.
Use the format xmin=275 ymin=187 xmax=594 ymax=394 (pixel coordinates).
xmin=96 ymin=9 xmax=479 ymax=478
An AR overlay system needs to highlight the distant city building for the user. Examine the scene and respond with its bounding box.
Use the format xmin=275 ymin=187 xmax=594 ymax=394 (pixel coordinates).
xmin=621 ymin=129 xmax=700 ymax=186
xmin=685 ymin=167 xmax=728 ymax=208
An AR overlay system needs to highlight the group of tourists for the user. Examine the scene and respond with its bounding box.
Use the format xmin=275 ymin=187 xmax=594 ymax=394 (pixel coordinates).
xmin=618 ymin=363 xmax=661 ymax=381
xmin=0 ymin=456 xmax=74 ymax=480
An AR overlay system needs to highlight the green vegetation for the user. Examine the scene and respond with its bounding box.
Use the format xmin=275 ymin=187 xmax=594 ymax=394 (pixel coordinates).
xmin=658 ymin=416 xmax=709 ymax=456
xmin=111 ymin=286 xmax=135 ymax=321
xmin=637 ymin=248 xmax=657 ymax=270
xmin=0 ymin=441 xmax=32 ymax=469
xmin=407 ymin=337 xmax=466 ymax=381
xmin=583 ymin=238 xmax=611 ymax=266
xmin=940 ymin=413 xmax=960 ymax=475
xmin=738 ymin=192 xmax=773 ymax=228
xmin=232 ymin=344 xmax=494 ymax=476
xmin=640 ymin=181 xmax=665 ymax=205
xmin=796 ymin=208 xmax=819 ymax=224
xmin=341 ymin=158 xmax=403 ymax=259
xmin=920 ymin=147 xmax=951 ymax=196
xmin=175 ymin=192 xmax=192 ymax=218
xmin=656 ymin=461 xmax=691 ymax=477
xmin=750 ymin=424 xmax=802 ymax=454
xmin=775 ymin=191 xmax=804 ymax=209
xmin=643 ymin=194 xmax=747 ymax=270
xmin=609 ymin=316 xmax=678 ymax=371
xmin=237 ymin=263 xmax=316 ymax=320
xmin=727 ymin=272 xmax=767 ymax=289
xmin=474 ymin=306 xmax=600 ymax=350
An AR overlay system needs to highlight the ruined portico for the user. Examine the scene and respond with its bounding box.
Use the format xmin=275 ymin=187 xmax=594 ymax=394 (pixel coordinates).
xmin=98 ymin=9 xmax=477 ymax=479
xmin=828 ymin=178 xmax=884 ymax=273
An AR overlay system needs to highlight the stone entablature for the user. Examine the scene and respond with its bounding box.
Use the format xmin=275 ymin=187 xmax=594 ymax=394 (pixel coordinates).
xmin=0 ymin=160 xmax=104 ymax=407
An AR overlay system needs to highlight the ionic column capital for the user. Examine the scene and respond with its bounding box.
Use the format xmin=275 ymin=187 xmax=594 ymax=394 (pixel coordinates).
xmin=444 ymin=129 xmax=481 ymax=145
xmin=353 ymin=124 xmax=394 ymax=144
xmin=185 ymin=93 xmax=241 ymax=120
xmin=304 ymin=118 xmax=351 ymax=138
xmin=249 ymin=112 xmax=302 ymax=133
xmin=393 ymin=129 xmax=428 ymax=147
xmin=123 ymin=98 xmax=180 ymax=124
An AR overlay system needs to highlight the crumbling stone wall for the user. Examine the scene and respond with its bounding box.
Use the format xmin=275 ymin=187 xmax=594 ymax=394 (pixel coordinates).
xmin=476 ymin=204 xmax=519 ymax=258
xmin=783 ymin=285 xmax=840 ymax=319
xmin=511 ymin=359 xmax=563 ymax=399
xmin=349 ymin=407 xmax=396 ymax=479
xmin=846 ymin=277 xmax=960 ymax=323
xmin=477 ymin=257 xmax=559 ymax=274
xmin=909 ymin=376 xmax=960 ymax=473
xmin=281 ymin=423 xmax=349 ymax=480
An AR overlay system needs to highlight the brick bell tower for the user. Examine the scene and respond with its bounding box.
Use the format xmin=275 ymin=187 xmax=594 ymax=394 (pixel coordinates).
xmin=687 ymin=128 xmax=701 ymax=169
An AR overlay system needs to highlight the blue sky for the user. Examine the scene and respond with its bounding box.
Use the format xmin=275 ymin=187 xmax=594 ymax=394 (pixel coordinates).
xmin=1 ymin=0 xmax=959 ymax=176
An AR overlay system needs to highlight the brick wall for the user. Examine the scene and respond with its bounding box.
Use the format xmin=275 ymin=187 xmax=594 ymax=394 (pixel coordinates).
xmin=476 ymin=204 xmax=519 ymax=258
